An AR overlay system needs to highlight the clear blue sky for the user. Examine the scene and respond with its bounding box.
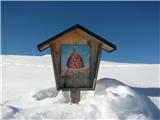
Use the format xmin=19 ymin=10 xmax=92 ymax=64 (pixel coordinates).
xmin=1 ymin=1 xmax=159 ymax=63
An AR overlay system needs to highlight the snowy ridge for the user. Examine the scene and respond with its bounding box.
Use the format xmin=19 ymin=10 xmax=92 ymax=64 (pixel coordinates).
xmin=1 ymin=55 xmax=160 ymax=119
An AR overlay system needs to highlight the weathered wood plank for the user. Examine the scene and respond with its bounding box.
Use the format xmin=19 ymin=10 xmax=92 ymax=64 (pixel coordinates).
xmin=50 ymin=29 xmax=103 ymax=91
xmin=93 ymin=43 xmax=102 ymax=89
xmin=70 ymin=89 xmax=80 ymax=104
xmin=50 ymin=46 xmax=60 ymax=90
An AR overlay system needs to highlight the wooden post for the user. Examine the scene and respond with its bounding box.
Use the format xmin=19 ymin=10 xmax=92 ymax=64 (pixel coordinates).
xmin=70 ymin=89 xmax=80 ymax=104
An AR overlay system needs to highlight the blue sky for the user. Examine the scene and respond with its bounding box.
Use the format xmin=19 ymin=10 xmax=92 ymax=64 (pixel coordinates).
xmin=1 ymin=1 xmax=159 ymax=63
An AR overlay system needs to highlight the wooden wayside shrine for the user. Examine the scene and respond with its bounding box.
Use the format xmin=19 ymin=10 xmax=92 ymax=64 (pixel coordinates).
xmin=37 ymin=24 xmax=117 ymax=104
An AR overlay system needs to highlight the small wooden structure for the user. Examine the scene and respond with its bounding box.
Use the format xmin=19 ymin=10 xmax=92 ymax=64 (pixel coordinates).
xmin=37 ymin=24 xmax=116 ymax=103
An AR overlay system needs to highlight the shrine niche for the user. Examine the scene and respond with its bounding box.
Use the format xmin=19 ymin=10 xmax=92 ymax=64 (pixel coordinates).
xmin=37 ymin=24 xmax=117 ymax=103
xmin=61 ymin=45 xmax=90 ymax=88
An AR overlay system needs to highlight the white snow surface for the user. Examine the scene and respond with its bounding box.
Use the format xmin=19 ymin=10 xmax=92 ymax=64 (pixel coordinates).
xmin=1 ymin=55 xmax=160 ymax=120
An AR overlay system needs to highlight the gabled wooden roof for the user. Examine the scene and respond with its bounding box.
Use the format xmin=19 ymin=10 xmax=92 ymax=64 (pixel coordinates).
xmin=37 ymin=24 xmax=117 ymax=52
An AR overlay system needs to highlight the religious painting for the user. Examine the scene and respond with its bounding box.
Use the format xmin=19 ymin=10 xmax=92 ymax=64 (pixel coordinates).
xmin=61 ymin=45 xmax=90 ymax=88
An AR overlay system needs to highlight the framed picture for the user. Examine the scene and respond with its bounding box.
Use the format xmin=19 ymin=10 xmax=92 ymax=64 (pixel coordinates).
xmin=61 ymin=45 xmax=90 ymax=88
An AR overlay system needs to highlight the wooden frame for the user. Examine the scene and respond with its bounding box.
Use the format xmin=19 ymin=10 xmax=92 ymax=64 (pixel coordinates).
xmin=60 ymin=44 xmax=91 ymax=89
xmin=38 ymin=24 xmax=117 ymax=91
xmin=50 ymin=41 xmax=102 ymax=91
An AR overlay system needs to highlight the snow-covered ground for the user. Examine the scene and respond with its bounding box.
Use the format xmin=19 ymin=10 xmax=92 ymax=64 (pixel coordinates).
xmin=1 ymin=55 xmax=160 ymax=119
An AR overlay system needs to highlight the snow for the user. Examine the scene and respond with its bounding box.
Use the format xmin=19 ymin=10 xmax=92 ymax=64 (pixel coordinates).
xmin=1 ymin=55 xmax=160 ymax=119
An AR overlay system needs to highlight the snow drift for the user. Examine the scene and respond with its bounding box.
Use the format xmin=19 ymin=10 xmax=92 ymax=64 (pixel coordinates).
xmin=2 ymin=78 xmax=159 ymax=120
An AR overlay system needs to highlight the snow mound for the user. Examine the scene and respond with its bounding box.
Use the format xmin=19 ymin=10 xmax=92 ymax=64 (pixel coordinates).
xmin=2 ymin=78 xmax=160 ymax=120
xmin=1 ymin=104 xmax=20 ymax=119
xmin=33 ymin=87 xmax=59 ymax=100
xmin=96 ymin=78 xmax=160 ymax=119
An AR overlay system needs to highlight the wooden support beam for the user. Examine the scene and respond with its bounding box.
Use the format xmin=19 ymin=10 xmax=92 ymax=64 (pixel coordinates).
xmin=70 ymin=89 xmax=80 ymax=104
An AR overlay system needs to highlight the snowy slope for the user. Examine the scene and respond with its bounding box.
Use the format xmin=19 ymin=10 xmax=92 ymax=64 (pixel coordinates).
xmin=1 ymin=55 xmax=160 ymax=119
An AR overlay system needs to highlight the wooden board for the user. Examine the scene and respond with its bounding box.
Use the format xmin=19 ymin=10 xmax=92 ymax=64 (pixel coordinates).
xmin=50 ymin=29 xmax=102 ymax=90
